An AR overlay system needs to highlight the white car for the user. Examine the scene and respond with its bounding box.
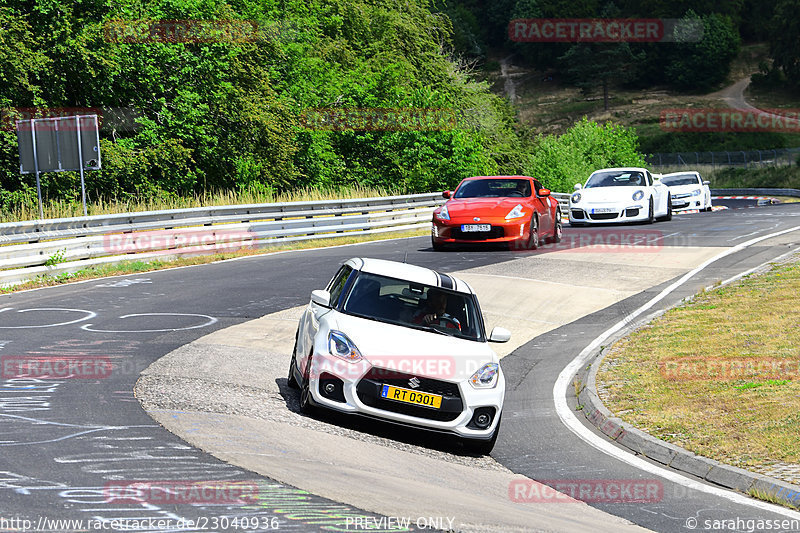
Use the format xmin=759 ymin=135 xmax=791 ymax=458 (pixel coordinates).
xmin=659 ymin=171 xmax=712 ymax=212
xmin=569 ymin=167 xmax=671 ymax=225
xmin=289 ymin=257 xmax=510 ymax=454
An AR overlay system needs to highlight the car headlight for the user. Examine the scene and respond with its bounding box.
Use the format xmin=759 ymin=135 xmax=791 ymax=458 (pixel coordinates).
xmin=328 ymin=330 xmax=362 ymax=362
xmin=691 ymin=189 xmax=701 ymax=196
xmin=436 ymin=205 xmax=450 ymax=221
xmin=469 ymin=362 xmax=499 ymax=389
xmin=632 ymin=190 xmax=644 ymax=201
xmin=571 ymin=192 xmax=581 ymax=204
xmin=505 ymin=204 xmax=525 ymax=220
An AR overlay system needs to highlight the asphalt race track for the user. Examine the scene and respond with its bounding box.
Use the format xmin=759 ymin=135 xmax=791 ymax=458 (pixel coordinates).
xmin=2 ymin=202 xmax=800 ymax=532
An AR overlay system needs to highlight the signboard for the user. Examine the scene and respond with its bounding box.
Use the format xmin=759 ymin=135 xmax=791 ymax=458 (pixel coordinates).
xmin=16 ymin=115 xmax=101 ymax=174
xmin=15 ymin=114 xmax=101 ymax=218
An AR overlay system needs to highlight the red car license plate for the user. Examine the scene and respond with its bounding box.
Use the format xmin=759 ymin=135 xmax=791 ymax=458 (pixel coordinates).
xmin=461 ymin=224 xmax=491 ymax=232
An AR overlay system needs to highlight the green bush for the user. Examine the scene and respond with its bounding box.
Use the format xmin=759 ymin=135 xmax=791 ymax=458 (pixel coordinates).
xmin=528 ymin=117 xmax=647 ymax=193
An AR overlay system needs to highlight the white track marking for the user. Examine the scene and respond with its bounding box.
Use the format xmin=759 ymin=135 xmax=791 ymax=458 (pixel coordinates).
xmin=0 ymin=308 xmax=97 ymax=329
xmin=80 ymin=313 xmax=218 ymax=333
xmin=554 ymin=225 xmax=800 ymax=518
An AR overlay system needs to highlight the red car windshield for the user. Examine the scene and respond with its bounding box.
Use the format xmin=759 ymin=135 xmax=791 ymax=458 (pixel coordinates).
xmin=454 ymin=179 xmax=531 ymax=198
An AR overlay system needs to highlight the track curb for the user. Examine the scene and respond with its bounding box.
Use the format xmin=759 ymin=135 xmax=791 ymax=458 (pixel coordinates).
xmin=575 ymin=327 xmax=800 ymax=511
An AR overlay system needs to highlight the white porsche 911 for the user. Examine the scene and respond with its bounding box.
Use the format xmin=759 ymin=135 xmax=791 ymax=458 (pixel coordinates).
xmin=289 ymin=257 xmax=510 ymax=453
xmin=569 ymin=167 xmax=672 ymax=226
xmin=659 ymin=171 xmax=712 ymax=212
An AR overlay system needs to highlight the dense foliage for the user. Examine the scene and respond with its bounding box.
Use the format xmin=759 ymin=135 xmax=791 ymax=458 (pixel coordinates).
xmin=529 ymin=117 xmax=646 ymax=192
xmin=0 ymin=0 xmax=534 ymax=211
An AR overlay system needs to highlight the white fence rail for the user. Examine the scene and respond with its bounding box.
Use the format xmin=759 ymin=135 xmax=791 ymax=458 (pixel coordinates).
xmin=0 ymin=193 xmax=446 ymax=287
xmin=0 ymin=191 xmax=573 ymax=288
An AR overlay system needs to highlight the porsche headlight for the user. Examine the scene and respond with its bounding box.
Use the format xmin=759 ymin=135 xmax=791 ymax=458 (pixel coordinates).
xmin=436 ymin=205 xmax=450 ymax=221
xmin=632 ymin=190 xmax=644 ymax=201
xmin=328 ymin=330 xmax=362 ymax=362
xmin=505 ymin=204 xmax=525 ymax=220
xmin=571 ymin=193 xmax=581 ymax=204
xmin=470 ymin=362 xmax=499 ymax=389
xmin=691 ymin=189 xmax=702 ymax=196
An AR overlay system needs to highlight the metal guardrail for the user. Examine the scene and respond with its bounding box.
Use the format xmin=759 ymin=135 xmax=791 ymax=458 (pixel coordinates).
xmin=647 ymin=148 xmax=800 ymax=169
xmin=710 ymin=188 xmax=800 ymax=198
xmin=0 ymin=193 xmax=445 ymax=287
xmin=0 ymin=190 xmax=610 ymax=287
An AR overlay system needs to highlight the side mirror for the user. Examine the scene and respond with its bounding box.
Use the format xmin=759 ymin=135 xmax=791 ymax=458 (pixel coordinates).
xmin=310 ymin=289 xmax=331 ymax=308
xmin=488 ymin=326 xmax=511 ymax=343
xmin=703 ymin=181 xmax=710 ymax=185
xmin=538 ymin=188 xmax=551 ymax=197
xmin=442 ymin=190 xmax=451 ymax=199
xmin=574 ymin=183 xmax=582 ymax=191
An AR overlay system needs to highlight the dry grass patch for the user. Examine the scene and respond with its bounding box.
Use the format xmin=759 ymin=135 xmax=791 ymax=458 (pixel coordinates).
xmin=597 ymin=256 xmax=800 ymax=474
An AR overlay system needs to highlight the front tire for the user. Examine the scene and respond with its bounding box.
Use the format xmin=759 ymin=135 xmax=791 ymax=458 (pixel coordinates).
xmin=299 ymin=352 xmax=316 ymax=415
xmin=549 ymin=210 xmax=563 ymax=243
xmin=527 ymin=216 xmax=539 ymax=250
xmin=645 ymin=197 xmax=654 ymax=224
xmin=288 ymin=330 xmax=301 ymax=389
xmin=431 ymin=236 xmax=445 ymax=251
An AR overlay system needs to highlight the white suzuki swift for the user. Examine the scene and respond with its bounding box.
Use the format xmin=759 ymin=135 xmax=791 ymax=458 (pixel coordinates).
xmin=288 ymin=257 xmax=510 ymax=454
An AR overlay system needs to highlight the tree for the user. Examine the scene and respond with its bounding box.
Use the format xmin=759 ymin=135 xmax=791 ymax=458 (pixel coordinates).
xmin=768 ymin=0 xmax=800 ymax=89
xmin=558 ymin=43 xmax=643 ymax=110
xmin=663 ymin=11 xmax=740 ymax=92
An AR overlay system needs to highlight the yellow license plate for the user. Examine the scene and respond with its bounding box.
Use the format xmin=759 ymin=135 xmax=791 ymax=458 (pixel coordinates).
xmin=380 ymin=385 xmax=442 ymax=409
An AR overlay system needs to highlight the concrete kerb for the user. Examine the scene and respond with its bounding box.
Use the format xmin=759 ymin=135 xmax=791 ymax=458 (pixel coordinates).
xmin=575 ymin=314 xmax=800 ymax=512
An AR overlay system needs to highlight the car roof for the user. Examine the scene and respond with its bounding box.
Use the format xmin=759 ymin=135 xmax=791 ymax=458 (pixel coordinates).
xmin=344 ymin=257 xmax=473 ymax=294
xmin=590 ymin=167 xmax=650 ymax=174
xmin=661 ymin=171 xmax=701 ymax=178
xmin=460 ymin=175 xmax=534 ymax=181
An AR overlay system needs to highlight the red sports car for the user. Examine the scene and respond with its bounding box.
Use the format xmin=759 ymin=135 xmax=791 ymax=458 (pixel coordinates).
xmin=431 ymin=176 xmax=562 ymax=251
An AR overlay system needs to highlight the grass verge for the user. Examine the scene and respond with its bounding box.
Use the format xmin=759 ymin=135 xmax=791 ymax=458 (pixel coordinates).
xmin=596 ymin=255 xmax=800 ymax=487
xmin=0 ymin=228 xmax=428 ymax=294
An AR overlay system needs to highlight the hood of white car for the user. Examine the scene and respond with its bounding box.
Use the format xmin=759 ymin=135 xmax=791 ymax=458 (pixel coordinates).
xmin=666 ymin=184 xmax=702 ymax=194
xmin=329 ymin=312 xmax=498 ymax=380
xmin=577 ymin=186 xmax=642 ymax=203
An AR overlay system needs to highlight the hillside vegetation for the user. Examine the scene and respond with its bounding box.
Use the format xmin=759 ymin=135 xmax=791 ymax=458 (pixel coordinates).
xmin=1 ymin=0 xmax=795 ymax=218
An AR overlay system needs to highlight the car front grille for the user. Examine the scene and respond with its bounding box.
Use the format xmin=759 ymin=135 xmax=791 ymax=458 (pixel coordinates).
xmin=589 ymin=212 xmax=619 ymax=220
xmin=356 ymin=367 xmax=463 ymax=422
xmin=570 ymin=209 xmax=585 ymax=219
xmin=451 ymin=226 xmax=505 ymax=240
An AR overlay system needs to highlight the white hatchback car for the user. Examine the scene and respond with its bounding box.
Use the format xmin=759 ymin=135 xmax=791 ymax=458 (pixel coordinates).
xmin=659 ymin=171 xmax=712 ymax=212
xmin=289 ymin=257 xmax=510 ymax=453
xmin=569 ymin=167 xmax=671 ymax=225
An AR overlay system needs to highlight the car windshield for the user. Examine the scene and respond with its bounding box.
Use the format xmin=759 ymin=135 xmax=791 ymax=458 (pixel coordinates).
xmin=661 ymin=175 xmax=700 ymax=186
xmin=585 ymin=171 xmax=645 ymax=188
xmin=454 ymin=179 xmax=531 ymax=198
xmin=342 ymin=272 xmax=484 ymax=341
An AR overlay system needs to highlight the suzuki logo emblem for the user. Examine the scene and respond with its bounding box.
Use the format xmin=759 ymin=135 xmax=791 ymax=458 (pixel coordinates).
xmin=408 ymin=377 xmax=421 ymax=389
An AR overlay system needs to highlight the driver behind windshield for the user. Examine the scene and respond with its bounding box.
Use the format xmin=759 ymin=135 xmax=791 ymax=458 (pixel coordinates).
xmin=412 ymin=288 xmax=461 ymax=330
